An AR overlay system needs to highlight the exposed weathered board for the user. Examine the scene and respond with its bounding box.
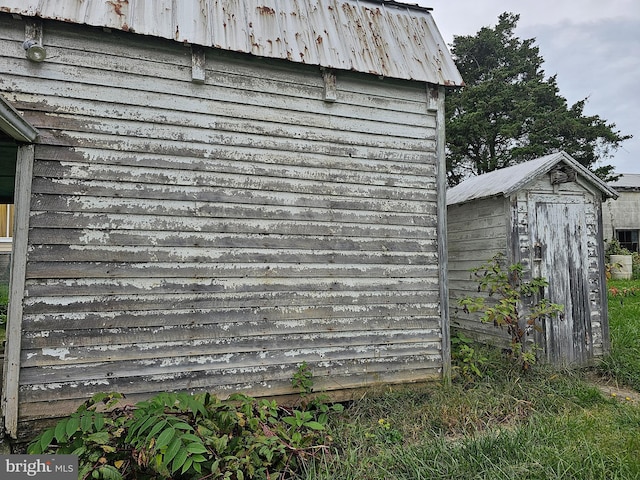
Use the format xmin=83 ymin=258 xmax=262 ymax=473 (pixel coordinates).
xmin=23 ymin=277 xmax=438 ymax=298
xmin=30 ymin=193 xmax=437 ymax=225
xmin=27 ymin=227 xmax=431 ymax=250
xmin=20 ymin=332 xmax=442 ymax=370
xmin=0 ymin=13 xmax=445 ymax=431
xmin=16 ymin=366 xmax=443 ymax=426
xmin=29 ymin=156 xmax=436 ymax=200
xmin=31 ymin=143 xmax=437 ymax=177
xmin=18 ymin=352 xmax=443 ymax=402
xmin=22 ymin=317 xmax=442 ymax=348
xmin=21 ymin=302 xmax=440 ymax=331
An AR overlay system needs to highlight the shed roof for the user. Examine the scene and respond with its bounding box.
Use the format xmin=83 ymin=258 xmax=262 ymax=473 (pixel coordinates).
xmin=0 ymin=0 xmax=463 ymax=86
xmin=608 ymin=173 xmax=640 ymax=191
xmin=447 ymin=151 xmax=618 ymax=206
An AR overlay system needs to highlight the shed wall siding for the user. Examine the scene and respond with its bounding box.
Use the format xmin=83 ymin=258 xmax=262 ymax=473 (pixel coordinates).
xmin=0 ymin=16 xmax=442 ymax=423
xmin=447 ymin=196 xmax=510 ymax=345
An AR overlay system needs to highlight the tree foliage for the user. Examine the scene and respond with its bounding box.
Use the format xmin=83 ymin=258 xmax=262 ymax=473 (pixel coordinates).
xmin=445 ymin=12 xmax=631 ymax=185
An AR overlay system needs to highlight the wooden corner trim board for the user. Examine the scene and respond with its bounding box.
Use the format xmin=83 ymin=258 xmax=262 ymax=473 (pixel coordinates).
xmin=431 ymin=84 xmax=451 ymax=383
xmin=2 ymin=144 xmax=34 ymax=439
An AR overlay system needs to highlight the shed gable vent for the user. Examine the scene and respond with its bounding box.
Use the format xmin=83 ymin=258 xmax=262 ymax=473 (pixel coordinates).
xmin=550 ymin=165 xmax=577 ymax=184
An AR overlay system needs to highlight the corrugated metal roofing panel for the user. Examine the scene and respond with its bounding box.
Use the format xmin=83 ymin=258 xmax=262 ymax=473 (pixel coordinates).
xmin=447 ymin=151 xmax=618 ymax=205
xmin=608 ymin=173 xmax=640 ymax=190
xmin=0 ymin=0 xmax=463 ymax=85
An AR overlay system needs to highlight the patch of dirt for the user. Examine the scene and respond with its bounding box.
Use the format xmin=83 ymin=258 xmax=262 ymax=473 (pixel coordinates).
xmin=587 ymin=373 xmax=640 ymax=405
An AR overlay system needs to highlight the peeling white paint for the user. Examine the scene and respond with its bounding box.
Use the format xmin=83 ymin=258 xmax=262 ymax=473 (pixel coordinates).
xmin=78 ymin=229 xmax=110 ymax=245
xmin=10 ymin=20 xmax=449 ymax=430
xmin=42 ymin=348 xmax=75 ymax=360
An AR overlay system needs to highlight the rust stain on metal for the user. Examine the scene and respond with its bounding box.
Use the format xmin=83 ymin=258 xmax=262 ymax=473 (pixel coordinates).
xmin=257 ymin=6 xmax=275 ymax=15
xmin=106 ymin=0 xmax=128 ymax=17
xmin=4 ymin=0 xmax=463 ymax=86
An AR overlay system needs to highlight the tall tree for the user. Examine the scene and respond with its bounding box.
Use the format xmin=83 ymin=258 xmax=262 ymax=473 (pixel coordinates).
xmin=445 ymin=12 xmax=631 ymax=185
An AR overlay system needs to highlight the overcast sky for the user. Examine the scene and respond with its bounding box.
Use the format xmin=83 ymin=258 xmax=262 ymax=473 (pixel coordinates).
xmin=416 ymin=0 xmax=640 ymax=175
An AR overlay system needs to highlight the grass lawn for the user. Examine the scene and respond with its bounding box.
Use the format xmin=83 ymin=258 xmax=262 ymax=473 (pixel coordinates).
xmin=292 ymin=279 xmax=640 ymax=479
xmin=601 ymin=279 xmax=640 ymax=391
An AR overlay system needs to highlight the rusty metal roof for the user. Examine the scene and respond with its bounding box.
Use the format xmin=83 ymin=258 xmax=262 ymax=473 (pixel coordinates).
xmin=447 ymin=151 xmax=618 ymax=206
xmin=0 ymin=0 xmax=463 ymax=85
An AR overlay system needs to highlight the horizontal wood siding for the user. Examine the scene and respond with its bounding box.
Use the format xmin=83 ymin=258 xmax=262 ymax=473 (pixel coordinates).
xmin=0 ymin=15 xmax=442 ymax=423
xmin=447 ymin=196 xmax=511 ymax=346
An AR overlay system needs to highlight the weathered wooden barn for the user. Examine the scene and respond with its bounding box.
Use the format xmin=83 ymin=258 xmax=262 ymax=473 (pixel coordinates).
xmin=447 ymin=151 xmax=617 ymax=366
xmin=0 ymin=0 xmax=463 ymax=438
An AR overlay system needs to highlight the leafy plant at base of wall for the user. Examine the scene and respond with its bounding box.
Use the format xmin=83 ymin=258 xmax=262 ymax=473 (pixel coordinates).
xmin=451 ymin=332 xmax=489 ymax=381
xmin=290 ymin=361 xmax=345 ymax=426
xmin=27 ymin=392 xmax=128 ymax=480
xmin=292 ymin=361 xmax=314 ymax=397
xmin=28 ymin=390 xmax=343 ymax=479
xmin=458 ymin=253 xmax=563 ymax=370
xmin=124 ymin=392 xmax=212 ymax=477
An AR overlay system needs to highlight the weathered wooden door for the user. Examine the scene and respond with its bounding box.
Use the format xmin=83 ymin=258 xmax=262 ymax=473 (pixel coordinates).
xmin=529 ymin=194 xmax=593 ymax=365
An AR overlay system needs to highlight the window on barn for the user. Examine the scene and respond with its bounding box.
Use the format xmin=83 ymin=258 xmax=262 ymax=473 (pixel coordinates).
xmin=0 ymin=135 xmax=17 ymax=347
xmin=616 ymin=229 xmax=640 ymax=253
xmin=0 ymin=203 xmax=13 ymax=243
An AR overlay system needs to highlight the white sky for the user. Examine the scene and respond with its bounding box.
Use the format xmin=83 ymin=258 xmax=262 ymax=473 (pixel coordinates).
xmin=415 ymin=0 xmax=640 ymax=174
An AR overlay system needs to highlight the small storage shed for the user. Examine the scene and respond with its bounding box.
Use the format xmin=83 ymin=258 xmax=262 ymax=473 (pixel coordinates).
xmin=0 ymin=0 xmax=463 ymax=439
xmin=447 ymin=151 xmax=617 ymax=366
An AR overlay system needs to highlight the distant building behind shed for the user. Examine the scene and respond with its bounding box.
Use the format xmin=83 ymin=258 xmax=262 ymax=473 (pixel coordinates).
xmin=603 ymin=174 xmax=640 ymax=252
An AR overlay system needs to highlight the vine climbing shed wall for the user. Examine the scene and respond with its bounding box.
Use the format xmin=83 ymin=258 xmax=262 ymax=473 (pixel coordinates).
xmin=447 ymin=152 xmax=617 ymax=367
xmin=0 ymin=0 xmax=463 ymax=439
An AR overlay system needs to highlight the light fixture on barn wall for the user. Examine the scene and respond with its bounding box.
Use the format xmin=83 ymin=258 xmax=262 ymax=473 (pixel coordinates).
xmin=23 ymin=39 xmax=46 ymax=62
xmin=24 ymin=20 xmax=46 ymax=62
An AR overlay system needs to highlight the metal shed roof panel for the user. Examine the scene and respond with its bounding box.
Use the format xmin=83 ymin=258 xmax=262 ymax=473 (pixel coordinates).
xmin=608 ymin=174 xmax=640 ymax=190
xmin=447 ymin=151 xmax=618 ymax=206
xmin=0 ymin=0 xmax=463 ymax=85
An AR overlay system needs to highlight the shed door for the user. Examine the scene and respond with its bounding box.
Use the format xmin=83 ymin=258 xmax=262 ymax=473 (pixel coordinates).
xmin=530 ymin=195 xmax=592 ymax=365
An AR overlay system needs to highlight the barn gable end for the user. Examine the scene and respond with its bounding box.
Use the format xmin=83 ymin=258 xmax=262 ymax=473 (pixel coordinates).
xmin=0 ymin=1 xmax=462 ymax=439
